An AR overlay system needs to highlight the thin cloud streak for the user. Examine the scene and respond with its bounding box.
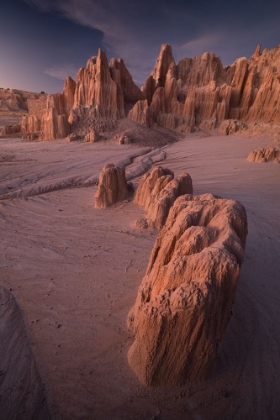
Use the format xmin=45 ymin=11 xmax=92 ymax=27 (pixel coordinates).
xmin=24 ymin=0 xmax=280 ymax=86
xmin=44 ymin=64 xmax=79 ymax=80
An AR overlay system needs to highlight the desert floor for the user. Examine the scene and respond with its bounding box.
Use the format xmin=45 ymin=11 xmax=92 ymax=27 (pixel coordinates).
xmin=1 ymin=122 xmax=280 ymax=420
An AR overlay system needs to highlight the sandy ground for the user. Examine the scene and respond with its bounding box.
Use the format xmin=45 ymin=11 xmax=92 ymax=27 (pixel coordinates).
xmin=0 ymin=128 xmax=280 ymax=420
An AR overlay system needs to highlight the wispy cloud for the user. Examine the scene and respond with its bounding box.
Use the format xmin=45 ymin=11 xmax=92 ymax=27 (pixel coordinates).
xmin=24 ymin=0 xmax=280 ymax=85
xmin=24 ymin=0 xmax=165 ymax=84
xmin=44 ymin=63 xmax=78 ymax=80
xmin=174 ymin=34 xmax=222 ymax=57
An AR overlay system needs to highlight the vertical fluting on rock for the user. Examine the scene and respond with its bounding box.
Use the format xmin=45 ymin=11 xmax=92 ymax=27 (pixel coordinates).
xmin=128 ymin=194 xmax=248 ymax=386
xmin=134 ymin=167 xmax=193 ymax=229
xmin=94 ymin=164 xmax=129 ymax=208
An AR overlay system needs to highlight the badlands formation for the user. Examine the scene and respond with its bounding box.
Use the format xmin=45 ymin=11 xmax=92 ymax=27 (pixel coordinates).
xmin=3 ymin=43 xmax=280 ymax=139
xmin=128 ymin=193 xmax=247 ymax=386
xmin=0 ymin=43 xmax=280 ymax=420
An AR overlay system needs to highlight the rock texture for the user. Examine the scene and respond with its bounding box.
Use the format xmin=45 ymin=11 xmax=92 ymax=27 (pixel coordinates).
xmin=128 ymin=193 xmax=248 ymax=386
xmin=12 ymin=42 xmax=280 ymax=140
xmin=114 ymin=132 xmax=131 ymax=144
xmin=130 ymin=43 xmax=280 ymax=133
xmin=95 ymin=164 xmax=129 ymax=208
xmin=0 ymin=88 xmax=42 ymax=114
xmin=21 ymin=49 xmax=143 ymax=140
xmin=134 ymin=167 xmax=193 ymax=229
xmin=247 ymin=147 xmax=280 ymax=163
xmin=84 ymin=130 xmax=99 ymax=143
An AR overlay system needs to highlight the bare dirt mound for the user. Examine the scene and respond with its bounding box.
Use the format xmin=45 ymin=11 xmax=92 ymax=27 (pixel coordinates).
xmin=0 ymin=286 xmax=51 ymax=419
xmin=108 ymin=118 xmax=180 ymax=148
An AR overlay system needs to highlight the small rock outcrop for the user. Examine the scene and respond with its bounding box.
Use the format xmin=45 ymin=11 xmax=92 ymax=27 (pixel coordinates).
xmin=84 ymin=130 xmax=99 ymax=143
xmin=247 ymin=147 xmax=280 ymax=163
xmin=128 ymin=193 xmax=248 ymax=386
xmin=114 ymin=133 xmax=131 ymax=145
xmin=218 ymin=119 xmax=247 ymax=135
xmin=94 ymin=164 xmax=129 ymax=208
xmin=134 ymin=166 xmax=193 ymax=229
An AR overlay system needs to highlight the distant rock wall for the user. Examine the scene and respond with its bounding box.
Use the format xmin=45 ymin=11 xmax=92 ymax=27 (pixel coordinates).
xmin=14 ymin=42 xmax=280 ymax=140
xmin=128 ymin=194 xmax=248 ymax=386
xmin=129 ymin=43 xmax=280 ymax=133
xmin=0 ymin=88 xmax=41 ymax=114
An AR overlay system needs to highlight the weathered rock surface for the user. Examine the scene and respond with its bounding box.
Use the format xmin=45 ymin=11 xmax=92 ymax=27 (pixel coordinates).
xmin=95 ymin=164 xmax=129 ymax=208
xmin=114 ymin=132 xmax=131 ymax=144
xmin=0 ymin=123 xmax=22 ymax=136
xmin=130 ymin=43 xmax=280 ymax=133
xmin=84 ymin=130 xmax=99 ymax=143
xmin=20 ymin=49 xmax=143 ymax=140
xmin=247 ymin=147 xmax=280 ymax=163
xmin=134 ymin=166 xmax=193 ymax=229
xmin=15 ymin=42 xmax=280 ymax=140
xmin=128 ymin=193 xmax=248 ymax=386
xmin=0 ymin=88 xmax=42 ymax=114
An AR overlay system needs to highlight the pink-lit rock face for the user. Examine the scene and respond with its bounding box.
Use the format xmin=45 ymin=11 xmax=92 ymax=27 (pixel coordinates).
xmin=247 ymin=147 xmax=280 ymax=163
xmin=134 ymin=166 xmax=193 ymax=229
xmin=94 ymin=164 xmax=129 ymax=208
xmin=130 ymin=43 xmax=280 ymax=133
xmin=14 ymin=42 xmax=280 ymax=140
xmin=128 ymin=194 xmax=248 ymax=386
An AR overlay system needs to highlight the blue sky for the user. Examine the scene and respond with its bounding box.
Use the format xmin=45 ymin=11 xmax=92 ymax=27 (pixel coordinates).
xmin=1 ymin=0 xmax=280 ymax=93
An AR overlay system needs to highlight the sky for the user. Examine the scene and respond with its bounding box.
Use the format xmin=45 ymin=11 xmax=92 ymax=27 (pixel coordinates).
xmin=1 ymin=0 xmax=280 ymax=93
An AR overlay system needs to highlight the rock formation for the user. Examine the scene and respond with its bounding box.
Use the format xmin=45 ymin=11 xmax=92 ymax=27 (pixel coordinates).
xmin=134 ymin=166 xmax=193 ymax=229
xmin=95 ymin=164 xmax=130 ymax=208
xmin=129 ymin=43 xmax=280 ymax=133
xmin=7 ymin=42 xmax=280 ymax=140
xmin=114 ymin=132 xmax=131 ymax=144
xmin=128 ymin=193 xmax=248 ymax=386
xmin=247 ymin=147 xmax=280 ymax=163
xmin=0 ymin=88 xmax=42 ymax=114
xmin=84 ymin=130 xmax=99 ymax=143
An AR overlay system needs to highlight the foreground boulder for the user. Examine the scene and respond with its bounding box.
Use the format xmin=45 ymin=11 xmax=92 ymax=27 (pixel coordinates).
xmin=95 ymin=164 xmax=129 ymax=208
xmin=247 ymin=147 xmax=280 ymax=163
xmin=134 ymin=166 xmax=193 ymax=229
xmin=128 ymin=193 xmax=248 ymax=386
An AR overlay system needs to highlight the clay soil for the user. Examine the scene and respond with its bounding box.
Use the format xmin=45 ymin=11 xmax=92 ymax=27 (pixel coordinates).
xmin=0 ymin=122 xmax=280 ymax=420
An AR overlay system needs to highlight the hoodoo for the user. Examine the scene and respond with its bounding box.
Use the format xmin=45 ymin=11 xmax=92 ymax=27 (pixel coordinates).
xmin=128 ymin=194 xmax=248 ymax=386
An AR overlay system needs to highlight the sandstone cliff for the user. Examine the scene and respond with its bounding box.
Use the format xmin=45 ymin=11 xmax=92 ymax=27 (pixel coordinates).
xmin=8 ymin=43 xmax=280 ymax=140
xmin=20 ymin=49 xmax=143 ymax=140
xmin=129 ymin=43 xmax=280 ymax=133
xmin=128 ymin=193 xmax=248 ymax=386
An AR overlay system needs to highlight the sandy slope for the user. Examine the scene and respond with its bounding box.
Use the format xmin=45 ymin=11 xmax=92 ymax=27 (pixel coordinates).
xmin=0 ymin=131 xmax=280 ymax=419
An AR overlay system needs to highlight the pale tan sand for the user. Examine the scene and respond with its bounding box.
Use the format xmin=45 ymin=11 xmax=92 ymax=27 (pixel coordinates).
xmin=0 ymin=132 xmax=280 ymax=419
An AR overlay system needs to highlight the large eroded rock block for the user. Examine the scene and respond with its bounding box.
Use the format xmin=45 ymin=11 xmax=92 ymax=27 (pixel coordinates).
xmin=134 ymin=166 xmax=193 ymax=229
xmin=95 ymin=164 xmax=129 ymax=208
xmin=128 ymin=193 xmax=248 ymax=386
